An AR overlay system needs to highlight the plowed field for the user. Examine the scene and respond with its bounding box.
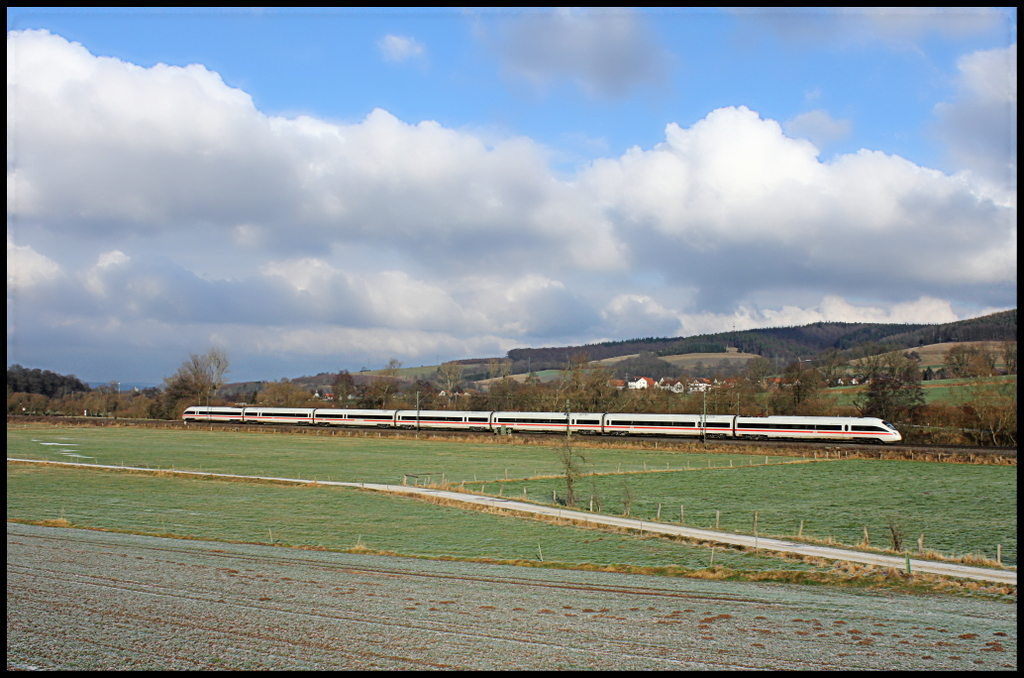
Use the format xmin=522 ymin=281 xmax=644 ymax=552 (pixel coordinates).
xmin=7 ymin=523 xmax=1016 ymax=670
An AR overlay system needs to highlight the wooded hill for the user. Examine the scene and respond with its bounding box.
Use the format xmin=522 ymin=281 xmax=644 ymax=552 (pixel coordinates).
xmin=497 ymin=309 xmax=1017 ymax=374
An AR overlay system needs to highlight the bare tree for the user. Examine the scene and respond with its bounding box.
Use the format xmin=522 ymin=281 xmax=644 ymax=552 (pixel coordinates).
xmin=956 ymin=377 xmax=1017 ymax=446
xmin=943 ymin=344 xmax=996 ymax=378
xmin=621 ymin=477 xmax=634 ymax=517
xmin=815 ymin=348 xmax=848 ymax=387
xmin=257 ymin=379 xmax=313 ymax=407
xmin=553 ymin=434 xmax=588 ymax=507
xmin=365 ymin=358 xmax=403 ymax=408
xmin=436 ymin=361 xmax=464 ymax=399
xmin=331 ymin=370 xmax=355 ymax=406
xmin=164 ymin=348 xmax=229 ymax=409
xmin=1000 ymin=340 xmax=1017 ymax=375
xmin=854 ymin=352 xmax=924 ymax=424
xmin=488 ymin=358 xmax=512 ymax=380
xmin=887 ymin=516 xmax=905 ymax=552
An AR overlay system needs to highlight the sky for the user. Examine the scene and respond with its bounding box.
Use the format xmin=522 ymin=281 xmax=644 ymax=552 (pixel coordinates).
xmin=6 ymin=7 xmax=1018 ymax=386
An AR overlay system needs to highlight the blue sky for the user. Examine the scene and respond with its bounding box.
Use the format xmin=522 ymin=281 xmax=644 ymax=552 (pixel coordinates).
xmin=6 ymin=8 xmax=1017 ymax=385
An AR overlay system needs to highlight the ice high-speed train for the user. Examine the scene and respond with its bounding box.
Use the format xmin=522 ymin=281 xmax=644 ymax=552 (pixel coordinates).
xmin=183 ymin=406 xmax=902 ymax=444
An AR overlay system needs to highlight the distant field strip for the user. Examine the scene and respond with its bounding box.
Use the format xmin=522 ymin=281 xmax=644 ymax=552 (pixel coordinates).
xmin=8 ymin=458 xmax=1015 ymax=586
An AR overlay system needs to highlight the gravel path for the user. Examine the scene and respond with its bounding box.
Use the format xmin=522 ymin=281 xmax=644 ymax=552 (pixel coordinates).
xmin=7 ymin=523 xmax=1016 ymax=670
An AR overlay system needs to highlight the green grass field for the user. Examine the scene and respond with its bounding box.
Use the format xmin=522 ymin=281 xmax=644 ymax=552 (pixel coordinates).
xmin=5 ymin=464 xmax=821 ymax=573
xmin=5 ymin=425 xmax=799 ymax=485
xmin=511 ymin=461 xmax=1016 ymax=564
xmin=828 ymin=374 xmax=1016 ymax=407
xmin=7 ymin=424 xmax=1017 ymax=573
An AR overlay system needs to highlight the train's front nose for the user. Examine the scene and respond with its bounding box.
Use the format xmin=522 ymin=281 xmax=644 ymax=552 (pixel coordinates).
xmin=883 ymin=421 xmax=902 ymax=442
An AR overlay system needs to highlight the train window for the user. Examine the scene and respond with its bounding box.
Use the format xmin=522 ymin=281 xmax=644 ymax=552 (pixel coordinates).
xmin=852 ymin=425 xmax=887 ymax=432
xmin=815 ymin=424 xmax=842 ymax=431
xmin=468 ymin=417 xmax=488 ymax=422
xmin=705 ymin=422 xmax=730 ymax=428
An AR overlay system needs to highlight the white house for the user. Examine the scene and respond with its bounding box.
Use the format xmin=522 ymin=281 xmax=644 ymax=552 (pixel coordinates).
xmin=657 ymin=378 xmax=686 ymax=394
xmin=627 ymin=376 xmax=657 ymax=390
xmin=688 ymin=378 xmax=713 ymax=393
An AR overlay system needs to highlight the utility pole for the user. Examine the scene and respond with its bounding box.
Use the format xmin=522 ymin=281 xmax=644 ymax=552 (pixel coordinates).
xmin=701 ymin=388 xmax=707 ymax=444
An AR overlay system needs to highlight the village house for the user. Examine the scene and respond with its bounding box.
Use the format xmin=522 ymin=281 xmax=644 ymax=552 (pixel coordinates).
xmin=656 ymin=378 xmax=686 ymax=394
xmin=688 ymin=378 xmax=713 ymax=393
xmin=627 ymin=376 xmax=657 ymax=390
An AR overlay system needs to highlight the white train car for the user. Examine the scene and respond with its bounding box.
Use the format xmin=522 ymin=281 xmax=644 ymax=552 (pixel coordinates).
xmin=393 ymin=410 xmax=492 ymax=431
xmin=734 ymin=416 xmax=900 ymax=444
xmin=312 ymin=409 xmax=398 ymax=427
xmin=243 ymin=407 xmax=314 ymax=425
xmin=491 ymin=411 xmax=570 ymax=433
xmin=182 ymin=405 xmax=245 ymax=423
xmin=599 ymin=413 xmax=736 ymax=438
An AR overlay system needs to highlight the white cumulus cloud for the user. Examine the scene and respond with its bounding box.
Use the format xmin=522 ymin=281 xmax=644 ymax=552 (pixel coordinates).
xmin=7 ymin=237 xmax=62 ymax=289
xmin=377 ymin=34 xmax=425 ymax=62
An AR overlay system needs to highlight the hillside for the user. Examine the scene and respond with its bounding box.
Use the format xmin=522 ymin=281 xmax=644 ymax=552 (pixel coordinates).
xmin=224 ymin=309 xmax=1016 ymax=391
xmin=502 ymin=309 xmax=1016 ymax=374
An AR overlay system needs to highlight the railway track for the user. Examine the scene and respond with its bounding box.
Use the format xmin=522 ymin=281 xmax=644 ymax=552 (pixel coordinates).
xmin=8 ymin=415 xmax=1015 ymax=460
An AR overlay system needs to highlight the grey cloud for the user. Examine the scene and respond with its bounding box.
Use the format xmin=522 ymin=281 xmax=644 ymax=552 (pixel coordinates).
xmin=733 ymin=7 xmax=1009 ymax=48
xmin=489 ymin=8 xmax=671 ymax=99
xmin=783 ymin=109 xmax=852 ymax=152
xmin=933 ymin=43 xmax=1017 ymax=196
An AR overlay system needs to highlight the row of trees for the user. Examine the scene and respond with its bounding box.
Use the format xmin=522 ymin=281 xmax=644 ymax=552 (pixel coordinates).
xmin=8 ymin=349 xmax=230 ymax=421
xmin=8 ymin=343 xmax=1016 ymax=446
xmin=7 ymin=365 xmax=90 ymax=398
xmin=941 ymin=341 xmax=1016 ymax=378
